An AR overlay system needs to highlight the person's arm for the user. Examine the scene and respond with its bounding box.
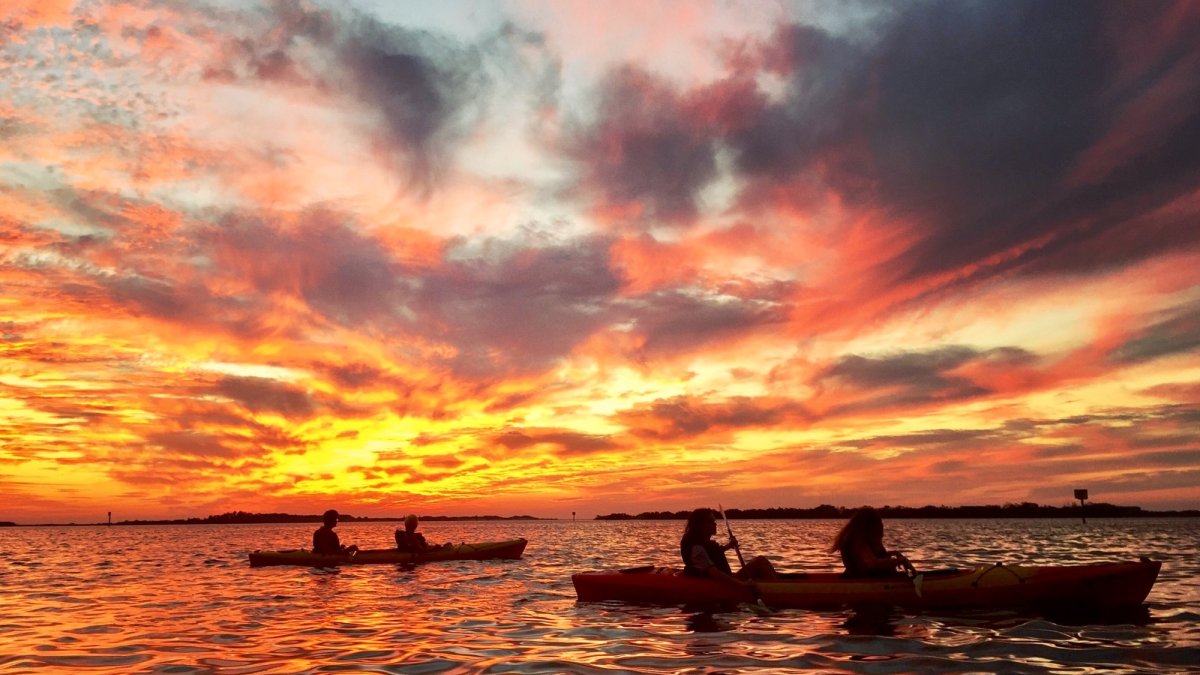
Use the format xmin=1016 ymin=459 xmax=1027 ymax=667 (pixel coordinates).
xmin=325 ymin=530 xmax=356 ymax=555
xmin=690 ymin=544 xmax=754 ymax=590
xmin=885 ymin=548 xmax=912 ymax=572
xmin=854 ymin=541 xmax=906 ymax=573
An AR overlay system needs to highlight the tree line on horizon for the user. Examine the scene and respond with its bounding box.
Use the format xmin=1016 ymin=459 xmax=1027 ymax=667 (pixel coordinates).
xmin=110 ymin=511 xmax=544 ymax=525
xmin=595 ymin=503 xmax=1200 ymax=520
xmin=7 ymin=511 xmax=545 ymax=526
xmin=8 ymin=503 xmax=1198 ymax=526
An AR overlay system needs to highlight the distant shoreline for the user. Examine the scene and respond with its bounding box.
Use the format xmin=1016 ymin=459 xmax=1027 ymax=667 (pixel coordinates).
xmin=4 ymin=502 xmax=1198 ymax=527
xmin=1 ymin=513 xmax=547 ymax=527
xmin=595 ymin=503 xmax=1200 ymax=520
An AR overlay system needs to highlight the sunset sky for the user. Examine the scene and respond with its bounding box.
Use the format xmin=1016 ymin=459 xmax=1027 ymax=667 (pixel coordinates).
xmin=2 ymin=0 xmax=1198 ymax=523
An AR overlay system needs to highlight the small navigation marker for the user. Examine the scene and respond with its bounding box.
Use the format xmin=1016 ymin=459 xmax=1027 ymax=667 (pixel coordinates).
xmin=1074 ymin=489 xmax=1088 ymax=524
xmin=107 ymin=511 xmax=112 ymax=527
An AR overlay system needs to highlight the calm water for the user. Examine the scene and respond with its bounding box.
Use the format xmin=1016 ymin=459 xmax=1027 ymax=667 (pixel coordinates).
xmin=1 ymin=519 xmax=1197 ymax=674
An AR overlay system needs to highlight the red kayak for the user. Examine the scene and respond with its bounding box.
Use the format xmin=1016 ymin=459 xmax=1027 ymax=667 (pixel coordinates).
xmin=572 ymin=559 xmax=1160 ymax=610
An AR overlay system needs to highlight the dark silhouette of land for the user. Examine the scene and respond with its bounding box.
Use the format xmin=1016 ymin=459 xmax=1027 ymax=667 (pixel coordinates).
xmin=8 ymin=512 xmax=546 ymax=527
xmin=596 ymin=503 xmax=1200 ymax=520
xmin=116 ymin=512 xmax=546 ymax=526
xmin=7 ymin=503 xmax=1198 ymax=526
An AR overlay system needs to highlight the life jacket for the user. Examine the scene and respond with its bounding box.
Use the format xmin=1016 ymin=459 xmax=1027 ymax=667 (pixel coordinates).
xmin=312 ymin=526 xmax=341 ymax=554
xmin=681 ymin=538 xmax=732 ymax=577
xmin=395 ymin=530 xmax=427 ymax=551
xmin=840 ymin=540 xmax=901 ymax=577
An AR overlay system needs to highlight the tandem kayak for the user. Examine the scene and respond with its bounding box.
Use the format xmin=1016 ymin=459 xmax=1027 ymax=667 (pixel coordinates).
xmin=249 ymin=538 xmax=527 ymax=567
xmin=572 ymin=559 xmax=1160 ymax=610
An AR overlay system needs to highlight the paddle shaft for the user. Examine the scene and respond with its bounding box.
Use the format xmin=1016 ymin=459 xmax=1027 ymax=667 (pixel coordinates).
xmin=718 ymin=504 xmax=772 ymax=611
xmin=718 ymin=504 xmax=747 ymax=567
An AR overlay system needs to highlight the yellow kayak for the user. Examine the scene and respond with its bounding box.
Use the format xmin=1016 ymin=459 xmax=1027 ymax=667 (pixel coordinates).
xmin=249 ymin=538 xmax=527 ymax=567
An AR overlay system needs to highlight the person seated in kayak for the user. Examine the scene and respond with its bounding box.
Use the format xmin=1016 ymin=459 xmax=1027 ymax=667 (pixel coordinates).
xmin=312 ymin=509 xmax=359 ymax=556
xmin=830 ymin=506 xmax=912 ymax=577
xmin=394 ymin=514 xmax=442 ymax=551
xmin=680 ymin=507 xmax=777 ymax=586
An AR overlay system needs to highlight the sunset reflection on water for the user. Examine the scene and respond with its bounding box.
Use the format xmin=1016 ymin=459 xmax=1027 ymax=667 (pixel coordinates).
xmin=0 ymin=519 xmax=1196 ymax=673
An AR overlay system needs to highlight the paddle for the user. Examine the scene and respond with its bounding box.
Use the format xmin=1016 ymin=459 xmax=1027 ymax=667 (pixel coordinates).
xmin=898 ymin=551 xmax=923 ymax=598
xmin=719 ymin=504 xmax=770 ymax=613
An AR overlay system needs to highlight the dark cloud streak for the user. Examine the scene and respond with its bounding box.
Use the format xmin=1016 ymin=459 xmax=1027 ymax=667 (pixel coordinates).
xmin=564 ymin=67 xmax=720 ymax=226
xmin=214 ymin=376 xmax=314 ymax=420
xmin=1110 ymin=301 xmax=1200 ymax=364
xmin=414 ymin=235 xmax=621 ymax=375
xmin=206 ymin=1 xmax=485 ymax=185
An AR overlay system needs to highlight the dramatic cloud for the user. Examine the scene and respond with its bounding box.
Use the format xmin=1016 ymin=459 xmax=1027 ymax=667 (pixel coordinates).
xmin=811 ymin=346 xmax=1039 ymax=417
xmin=1110 ymin=301 xmax=1200 ymax=364
xmin=201 ymin=1 xmax=486 ymax=183
xmin=721 ymin=1 xmax=1200 ymax=289
xmin=1 ymin=0 xmax=1196 ymax=522
xmin=617 ymin=395 xmax=808 ymax=441
xmin=200 ymin=209 xmax=411 ymax=328
xmin=493 ymin=429 xmax=618 ymax=457
xmin=564 ymin=66 xmax=721 ymax=227
xmin=412 ymin=235 xmax=622 ymax=375
xmin=213 ymin=376 xmax=315 ymax=420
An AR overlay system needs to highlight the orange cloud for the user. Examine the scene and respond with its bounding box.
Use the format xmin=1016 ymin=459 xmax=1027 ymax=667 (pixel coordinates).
xmin=1 ymin=0 xmax=75 ymax=31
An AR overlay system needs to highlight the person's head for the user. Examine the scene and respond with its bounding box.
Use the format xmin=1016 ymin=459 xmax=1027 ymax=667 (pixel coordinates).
xmin=682 ymin=507 xmax=717 ymax=542
xmin=404 ymin=513 xmax=418 ymax=533
xmin=830 ymin=506 xmax=883 ymax=553
xmin=323 ymin=509 xmax=339 ymax=528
